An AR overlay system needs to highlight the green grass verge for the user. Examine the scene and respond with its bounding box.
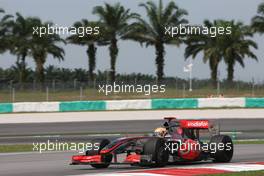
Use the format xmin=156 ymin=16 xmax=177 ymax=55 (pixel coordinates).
xmin=202 ymin=170 xmax=264 ymax=176
xmin=0 ymin=144 xmax=33 ymax=153
xmin=234 ymin=140 xmax=264 ymax=144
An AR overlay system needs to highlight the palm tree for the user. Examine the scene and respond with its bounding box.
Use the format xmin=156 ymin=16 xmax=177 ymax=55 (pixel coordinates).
xmin=73 ymin=68 xmax=88 ymax=82
xmin=185 ymin=20 xmax=221 ymax=88
xmin=30 ymin=18 xmax=65 ymax=83
xmin=185 ymin=20 xmax=257 ymax=86
xmin=67 ymin=20 xmax=107 ymax=81
xmin=45 ymin=65 xmax=60 ymax=81
xmin=251 ymin=2 xmax=264 ymax=33
xmin=10 ymin=64 xmax=33 ymax=82
xmin=59 ymin=68 xmax=73 ymax=82
xmin=0 ymin=8 xmax=13 ymax=53
xmin=220 ymin=20 xmax=257 ymax=83
xmin=123 ymin=0 xmax=188 ymax=82
xmin=10 ymin=13 xmax=34 ymax=84
xmin=93 ymin=3 xmax=139 ymax=82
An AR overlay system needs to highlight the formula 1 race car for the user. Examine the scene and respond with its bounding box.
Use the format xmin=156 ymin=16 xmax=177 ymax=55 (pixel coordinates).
xmin=71 ymin=117 xmax=233 ymax=168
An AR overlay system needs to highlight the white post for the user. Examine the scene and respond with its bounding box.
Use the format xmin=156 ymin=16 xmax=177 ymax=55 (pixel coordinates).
xmin=10 ymin=80 xmax=13 ymax=90
xmin=46 ymin=86 xmax=49 ymax=101
xmin=74 ymin=79 xmax=77 ymax=89
xmin=175 ymin=78 xmax=177 ymax=90
xmin=33 ymin=79 xmax=36 ymax=91
xmin=183 ymin=83 xmax=186 ymax=98
xmin=93 ymin=78 xmax=96 ymax=89
xmin=80 ymin=86 xmax=83 ymax=100
xmin=12 ymin=87 xmax=15 ymax=102
xmin=189 ymin=65 xmax=192 ymax=92
xmin=184 ymin=61 xmax=193 ymax=92
xmin=52 ymin=79 xmax=55 ymax=92
xmin=217 ymin=81 xmax=220 ymax=95
xmin=252 ymin=78 xmax=255 ymax=97
xmin=106 ymin=70 xmax=108 ymax=85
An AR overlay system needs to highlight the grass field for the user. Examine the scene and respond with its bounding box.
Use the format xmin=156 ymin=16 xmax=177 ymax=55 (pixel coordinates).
xmin=0 ymin=144 xmax=33 ymax=153
xmin=203 ymin=170 xmax=264 ymax=176
xmin=234 ymin=140 xmax=264 ymax=144
xmin=0 ymin=87 xmax=262 ymax=102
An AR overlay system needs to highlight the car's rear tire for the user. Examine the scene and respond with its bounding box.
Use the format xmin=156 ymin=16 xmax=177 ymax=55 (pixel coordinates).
xmin=142 ymin=137 xmax=169 ymax=167
xmin=86 ymin=138 xmax=111 ymax=169
xmin=209 ymin=135 xmax=233 ymax=162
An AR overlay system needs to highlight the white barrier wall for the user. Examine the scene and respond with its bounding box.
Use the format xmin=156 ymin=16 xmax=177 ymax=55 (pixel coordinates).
xmin=106 ymin=99 xmax=151 ymax=110
xmin=0 ymin=97 xmax=261 ymax=113
xmin=13 ymin=102 xmax=60 ymax=112
xmin=198 ymin=98 xmax=245 ymax=108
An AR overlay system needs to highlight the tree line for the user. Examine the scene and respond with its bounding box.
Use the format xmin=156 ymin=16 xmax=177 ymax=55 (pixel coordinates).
xmin=0 ymin=0 xmax=263 ymax=87
xmin=0 ymin=65 xmax=256 ymax=91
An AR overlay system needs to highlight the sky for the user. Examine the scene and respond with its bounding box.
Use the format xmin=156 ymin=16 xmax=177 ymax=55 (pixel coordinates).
xmin=0 ymin=0 xmax=263 ymax=82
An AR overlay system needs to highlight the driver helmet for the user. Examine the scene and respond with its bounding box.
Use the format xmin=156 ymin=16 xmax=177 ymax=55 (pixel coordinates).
xmin=154 ymin=127 xmax=167 ymax=137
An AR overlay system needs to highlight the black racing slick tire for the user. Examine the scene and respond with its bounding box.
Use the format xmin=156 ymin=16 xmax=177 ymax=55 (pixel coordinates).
xmin=86 ymin=138 xmax=110 ymax=156
xmin=86 ymin=138 xmax=112 ymax=169
xmin=142 ymin=137 xmax=169 ymax=167
xmin=90 ymin=163 xmax=109 ymax=169
xmin=209 ymin=135 xmax=233 ymax=163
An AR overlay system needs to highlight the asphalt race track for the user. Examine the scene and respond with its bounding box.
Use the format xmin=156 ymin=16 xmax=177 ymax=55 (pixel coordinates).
xmin=0 ymin=144 xmax=263 ymax=176
xmin=0 ymin=111 xmax=264 ymax=176
xmin=2 ymin=119 xmax=264 ymax=135
xmin=0 ymin=119 xmax=264 ymax=144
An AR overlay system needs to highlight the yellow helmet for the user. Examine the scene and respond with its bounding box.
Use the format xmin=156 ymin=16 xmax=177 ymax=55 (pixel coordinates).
xmin=154 ymin=127 xmax=167 ymax=137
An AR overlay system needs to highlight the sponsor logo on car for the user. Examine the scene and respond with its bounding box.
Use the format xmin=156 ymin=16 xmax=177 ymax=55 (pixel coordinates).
xmin=187 ymin=121 xmax=208 ymax=128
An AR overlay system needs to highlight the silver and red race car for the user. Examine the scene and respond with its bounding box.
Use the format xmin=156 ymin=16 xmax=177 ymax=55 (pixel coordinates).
xmin=71 ymin=117 xmax=233 ymax=168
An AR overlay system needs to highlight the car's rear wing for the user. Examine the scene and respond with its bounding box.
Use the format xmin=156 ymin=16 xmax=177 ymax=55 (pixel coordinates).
xmin=179 ymin=120 xmax=209 ymax=129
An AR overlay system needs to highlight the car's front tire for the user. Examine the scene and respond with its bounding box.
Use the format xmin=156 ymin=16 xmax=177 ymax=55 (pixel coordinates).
xmin=90 ymin=163 xmax=110 ymax=169
xmin=142 ymin=137 xmax=169 ymax=167
xmin=86 ymin=138 xmax=110 ymax=156
xmin=86 ymin=138 xmax=112 ymax=169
